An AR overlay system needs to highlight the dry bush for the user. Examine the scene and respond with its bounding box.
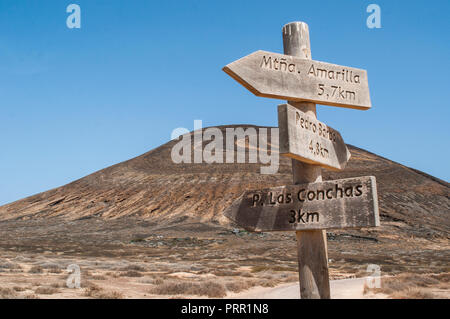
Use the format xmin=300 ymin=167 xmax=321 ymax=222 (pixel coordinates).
xmin=152 ymin=278 xmax=164 ymax=285
xmin=151 ymin=280 xmax=226 ymax=298
xmin=212 ymin=269 xmax=242 ymax=277
xmin=251 ymin=265 xmax=295 ymax=273
xmin=280 ymin=274 xmax=298 ymax=283
xmin=429 ymin=273 xmax=450 ymax=283
xmin=251 ymin=266 xmax=270 ymax=273
xmin=390 ymin=287 xmax=436 ymax=299
xmin=398 ymin=274 xmax=440 ymax=287
xmin=47 ymin=266 xmax=62 ymax=274
xmin=259 ymin=280 xmax=277 ymax=288
xmin=363 ymin=273 xmax=448 ymax=299
xmin=35 ymin=286 xmax=59 ymax=295
xmin=225 ymin=280 xmax=256 ymax=293
xmin=225 ymin=278 xmax=280 ymax=293
xmin=13 ymin=286 xmax=27 ymax=292
xmin=24 ymin=294 xmax=40 ymax=299
xmin=38 ymin=262 xmax=62 ymax=274
xmin=50 ymin=282 xmax=63 ymax=288
xmin=2 ymin=263 xmax=23 ymax=273
xmin=0 ymin=287 xmax=18 ymax=299
xmin=105 ymin=271 xmax=119 ymax=278
xmin=380 ymin=279 xmax=409 ymax=295
xmin=90 ymin=275 xmax=107 ymax=280
xmin=120 ymin=270 xmax=143 ymax=277
xmin=82 ymin=269 xmax=92 ymax=277
xmin=271 ymin=266 xmax=297 ymax=272
xmin=225 ymin=281 xmax=250 ymax=293
xmin=28 ymin=265 xmax=43 ymax=274
xmin=81 ymin=280 xmax=93 ymax=288
xmin=84 ymin=283 xmax=123 ymax=299
xmin=0 ymin=262 xmax=21 ymax=271
xmin=119 ymin=265 xmax=146 ymax=272
xmin=96 ymin=291 xmax=124 ymax=299
xmin=136 ymin=277 xmax=154 ymax=284
xmin=84 ymin=283 xmax=103 ymax=297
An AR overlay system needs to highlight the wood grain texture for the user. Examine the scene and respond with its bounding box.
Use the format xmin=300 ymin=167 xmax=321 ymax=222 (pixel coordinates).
xmin=223 ymin=50 xmax=371 ymax=110
xmin=296 ymin=230 xmax=330 ymax=299
xmin=278 ymin=103 xmax=351 ymax=170
xmin=283 ymin=21 xmax=330 ymax=299
xmin=223 ymin=176 xmax=380 ymax=232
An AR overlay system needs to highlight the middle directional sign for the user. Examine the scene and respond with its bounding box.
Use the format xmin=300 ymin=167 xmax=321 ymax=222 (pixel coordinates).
xmin=223 ymin=50 xmax=372 ymax=110
xmin=278 ymin=103 xmax=351 ymax=170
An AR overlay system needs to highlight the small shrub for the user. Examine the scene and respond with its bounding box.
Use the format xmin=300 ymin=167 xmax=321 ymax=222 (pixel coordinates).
xmin=152 ymin=278 xmax=164 ymax=285
xmin=212 ymin=270 xmax=240 ymax=277
xmin=96 ymin=291 xmax=124 ymax=299
xmin=47 ymin=266 xmax=62 ymax=274
xmin=225 ymin=281 xmax=250 ymax=293
xmin=430 ymin=273 xmax=450 ymax=283
xmin=105 ymin=271 xmax=119 ymax=278
xmin=28 ymin=265 xmax=43 ymax=274
xmin=84 ymin=283 xmax=103 ymax=297
xmin=390 ymin=287 xmax=436 ymax=299
xmin=35 ymin=286 xmax=59 ymax=295
xmin=119 ymin=265 xmax=146 ymax=272
xmin=84 ymin=283 xmax=123 ymax=299
xmin=151 ymin=280 xmax=226 ymax=298
xmin=260 ymin=280 xmax=277 ymax=288
xmin=251 ymin=266 xmax=269 ymax=273
xmin=38 ymin=262 xmax=62 ymax=274
xmin=0 ymin=262 xmax=20 ymax=270
xmin=50 ymin=282 xmax=63 ymax=288
xmin=0 ymin=287 xmax=18 ymax=299
xmin=363 ymin=272 xmax=448 ymax=298
xmin=120 ymin=270 xmax=143 ymax=277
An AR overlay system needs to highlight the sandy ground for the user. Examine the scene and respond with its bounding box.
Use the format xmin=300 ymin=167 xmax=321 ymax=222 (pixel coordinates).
xmin=0 ymin=218 xmax=448 ymax=299
xmin=230 ymin=278 xmax=387 ymax=299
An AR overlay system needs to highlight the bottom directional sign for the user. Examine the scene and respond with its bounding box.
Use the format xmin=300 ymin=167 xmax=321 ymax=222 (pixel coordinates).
xmin=224 ymin=176 xmax=379 ymax=232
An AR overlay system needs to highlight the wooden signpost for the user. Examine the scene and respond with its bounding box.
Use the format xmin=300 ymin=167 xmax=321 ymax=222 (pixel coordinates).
xmin=222 ymin=21 xmax=379 ymax=299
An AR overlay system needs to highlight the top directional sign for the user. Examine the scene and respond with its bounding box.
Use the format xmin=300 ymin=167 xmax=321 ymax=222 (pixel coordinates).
xmin=223 ymin=50 xmax=372 ymax=110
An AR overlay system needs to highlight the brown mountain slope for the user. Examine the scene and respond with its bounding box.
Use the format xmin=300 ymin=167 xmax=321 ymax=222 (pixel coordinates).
xmin=0 ymin=125 xmax=449 ymax=240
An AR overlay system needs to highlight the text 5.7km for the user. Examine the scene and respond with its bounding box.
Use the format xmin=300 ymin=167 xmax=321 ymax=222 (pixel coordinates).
xmin=318 ymin=84 xmax=356 ymax=101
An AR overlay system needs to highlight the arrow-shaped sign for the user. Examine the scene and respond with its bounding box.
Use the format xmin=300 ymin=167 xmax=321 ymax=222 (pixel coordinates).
xmin=223 ymin=50 xmax=371 ymax=110
xmin=224 ymin=176 xmax=379 ymax=232
xmin=278 ymin=103 xmax=351 ymax=170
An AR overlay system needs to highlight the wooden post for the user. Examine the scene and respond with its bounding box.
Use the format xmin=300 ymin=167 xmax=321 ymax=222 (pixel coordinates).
xmin=283 ymin=22 xmax=331 ymax=299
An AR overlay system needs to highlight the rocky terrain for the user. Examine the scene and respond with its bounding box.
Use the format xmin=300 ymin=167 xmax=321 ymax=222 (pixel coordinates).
xmin=0 ymin=125 xmax=448 ymax=299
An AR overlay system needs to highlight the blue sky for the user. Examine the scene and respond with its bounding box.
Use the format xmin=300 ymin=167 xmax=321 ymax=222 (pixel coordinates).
xmin=0 ymin=0 xmax=449 ymax=205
